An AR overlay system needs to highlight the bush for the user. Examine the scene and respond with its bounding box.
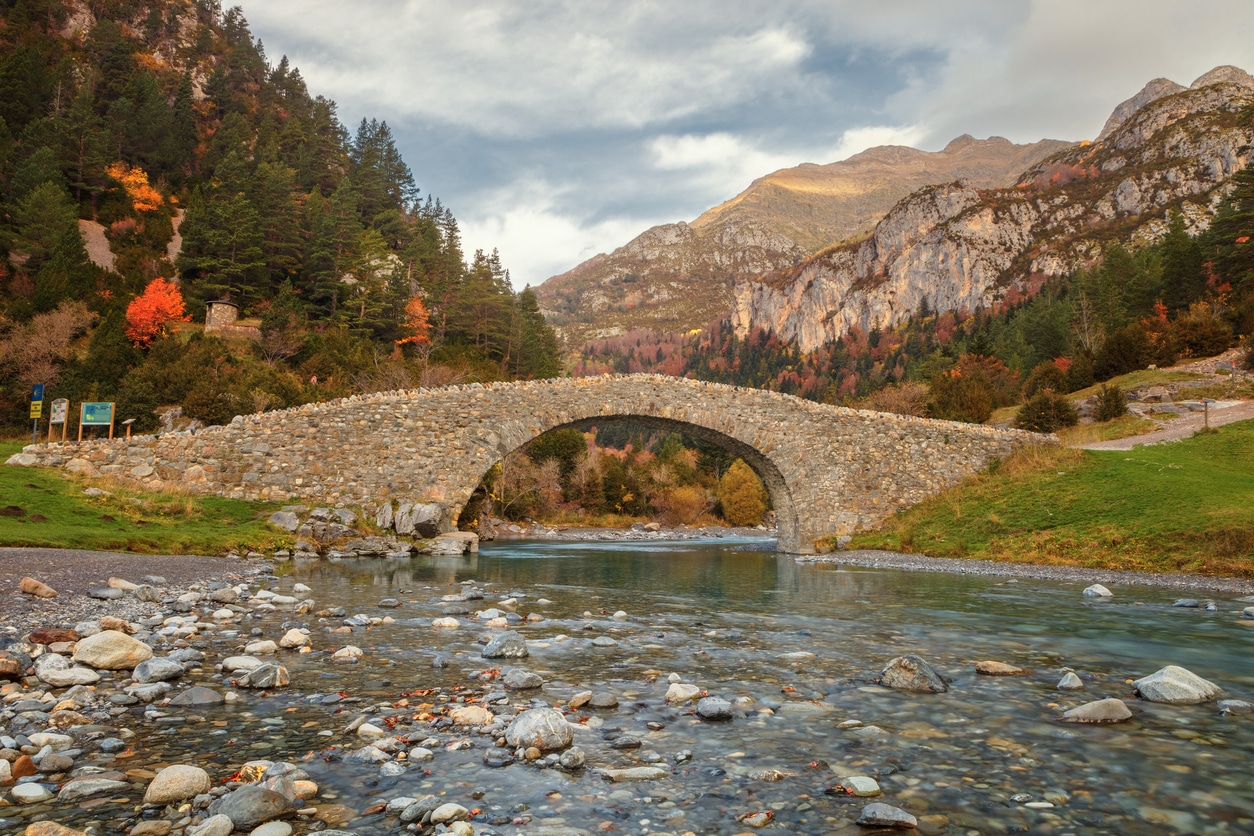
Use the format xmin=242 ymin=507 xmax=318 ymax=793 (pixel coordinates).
xmin=1014 ymin=392 xmax=1080 ymax=433
xmin=1166 ymin=302 xmax=1233 ymax=359
xmin=1243 ymin=336 xmax=1254 ymax=372
xmin=1094 ymin=383 xmax=1127 ymax=422
xmin=1065 ymin=353 xmax=1095 ymax=392
xmin=1022 ymin=361 xmax=1068 ymax=398
xmin=1096 ymin=323 xmax=1153 ymax=380
xmin=717 ymin=459 xmax=768 ymax=527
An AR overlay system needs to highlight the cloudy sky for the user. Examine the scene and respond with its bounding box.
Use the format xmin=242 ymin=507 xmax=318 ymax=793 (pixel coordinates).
xmin=243 ymin=1 xmax=1254 ymax=289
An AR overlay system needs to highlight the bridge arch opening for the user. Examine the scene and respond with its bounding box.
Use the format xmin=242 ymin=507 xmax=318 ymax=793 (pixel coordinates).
xmin=459 ymin=415 xmax=805 ymax=553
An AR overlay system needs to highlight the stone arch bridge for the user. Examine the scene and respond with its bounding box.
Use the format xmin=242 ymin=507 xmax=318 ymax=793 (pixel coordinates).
xmin=8 ymin=375 xmax=1045 ymax=553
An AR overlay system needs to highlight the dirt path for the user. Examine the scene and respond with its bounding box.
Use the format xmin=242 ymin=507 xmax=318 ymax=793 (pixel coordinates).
xmin=1076 ymin=399 xmax=1254 ymax=450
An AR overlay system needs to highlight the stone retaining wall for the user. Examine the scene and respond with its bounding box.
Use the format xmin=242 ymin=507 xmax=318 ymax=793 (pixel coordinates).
xmin=6 ymin=374 xmax=1050 ymax=553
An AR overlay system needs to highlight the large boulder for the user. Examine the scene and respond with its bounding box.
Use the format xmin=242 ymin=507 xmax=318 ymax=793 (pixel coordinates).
xmin=145 ymin=764 xmax=213 ymax=804
xmin=504 ymin=707 xmax=573 ymax=751
xmin=394 ymin=502 xmax=446 ymax=537
xmin=72 ymin=630 xmax=153 ymax=670
xmin=207 ymin=785 xmax=294 ymax=829
xmin=879 ymin=655 xmax=948 ymax=693
xmin=482 ymin=630 xmax=528 ymax=659
xmin=35 ymin=653 xmax=100 ymax=687
xmin=1133 ymin=665 xmax=1221 ymax=704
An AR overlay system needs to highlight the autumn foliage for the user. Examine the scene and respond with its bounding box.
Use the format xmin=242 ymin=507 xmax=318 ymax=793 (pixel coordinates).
xmin=106 ymin=161 xmax=164 ymax=212
xmin=125 ymin=278 xmax=189 ymax=347
xmin=395 ymin=295 xmax=432 ymax=346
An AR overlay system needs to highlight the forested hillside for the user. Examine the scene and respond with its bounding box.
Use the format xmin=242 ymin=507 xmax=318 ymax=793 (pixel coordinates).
xmin=0 ymin=0 xmax=560 ymax=433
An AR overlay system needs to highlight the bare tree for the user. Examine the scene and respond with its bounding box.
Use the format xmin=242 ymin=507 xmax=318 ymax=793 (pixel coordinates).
xmin=0 ymin=301 xmax=95 ymax=388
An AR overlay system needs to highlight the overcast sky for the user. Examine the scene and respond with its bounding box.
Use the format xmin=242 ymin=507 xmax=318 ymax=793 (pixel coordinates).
xmin=243 ymin=1 xmax=1254 ymax=289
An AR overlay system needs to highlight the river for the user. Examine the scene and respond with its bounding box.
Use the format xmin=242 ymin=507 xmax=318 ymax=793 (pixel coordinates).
xmin=96 ymin=536 xmax=1252 ymax=836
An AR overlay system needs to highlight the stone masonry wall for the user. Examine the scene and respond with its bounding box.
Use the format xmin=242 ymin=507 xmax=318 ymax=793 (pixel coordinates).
xmin=6 ymin=374 xmax=1049 ymax=553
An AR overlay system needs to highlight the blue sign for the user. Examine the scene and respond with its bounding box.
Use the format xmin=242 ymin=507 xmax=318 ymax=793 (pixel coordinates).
xmin=31 ymin=384 xmax=44 ymax=402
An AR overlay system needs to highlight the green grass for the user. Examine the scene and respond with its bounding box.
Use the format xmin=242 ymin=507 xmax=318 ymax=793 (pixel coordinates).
xmin=842 ymin=420 xmax=1254 ymax=576
xmin=0 ymin=440 xmax=288 ymax=555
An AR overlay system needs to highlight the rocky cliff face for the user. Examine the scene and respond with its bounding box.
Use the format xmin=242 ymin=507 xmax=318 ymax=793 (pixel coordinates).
xmin=537 ymin=136 xmax=1071 ymax=346
xmin=733 ymin=67 xmax=1254 ymax=353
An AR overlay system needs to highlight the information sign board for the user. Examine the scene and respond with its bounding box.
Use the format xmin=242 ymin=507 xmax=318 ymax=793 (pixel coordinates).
xmin=81 ymin=402 xmax=114 ymax=425
xmin=31 ymin=383 xmax=44 ymax=402
xmin=49 ymin=399 xmax=68 ymax=425
xmin=29 ymin=400 xmax=42 ymax=419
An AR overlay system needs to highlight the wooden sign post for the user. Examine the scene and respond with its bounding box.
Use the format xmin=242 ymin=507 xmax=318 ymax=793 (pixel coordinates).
xmin=48 ymin=398 xmax=69 ymax=442
xmin=79 ymin=402 xmax=116 ymax=441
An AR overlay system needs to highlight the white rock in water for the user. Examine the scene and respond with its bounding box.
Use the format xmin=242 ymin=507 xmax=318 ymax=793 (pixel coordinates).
xmin=1083 ymin=584 xmax=1113 ymax=598
xmin=245 ymin=640 xmax=278 ymax=655
xmin=1057 ymin=671 xmax=1085 ymax=690
xmin=600 ymin=766 xmax=671 ymax=782
xmin=1060 ymin=697 xmax=1133 ymax=723
xmin=431 ymin=617 xmax=460 ymax=628
xmin=278 ymin=628 xmax=310 ymax=648
xmin=11 ymin=782 xmax=55 ymax=803
xmin=1133 ymin=665 xmax=1222 ymax=704
xmin=665 ymin=683 xmax=702 ymax=704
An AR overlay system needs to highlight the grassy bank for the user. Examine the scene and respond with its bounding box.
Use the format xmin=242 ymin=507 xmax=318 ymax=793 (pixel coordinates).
xmin=843 ymin=420 xmax=1254 ymax=577
xmin=0 ymin=441 xmax=286 ymax=555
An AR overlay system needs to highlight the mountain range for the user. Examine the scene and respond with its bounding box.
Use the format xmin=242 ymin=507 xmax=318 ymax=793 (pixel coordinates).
xmin=539 ymin=65 xmax=1254 ymax=355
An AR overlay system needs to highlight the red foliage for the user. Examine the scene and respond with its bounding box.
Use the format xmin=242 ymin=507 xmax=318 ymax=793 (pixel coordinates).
xmin=125 ymin=278 xmax=190 ymax=347
xmin=395 ymin=296 xmax=432 ymax=346
xmin=1052 ymin=356 xmax=1072 ymax=374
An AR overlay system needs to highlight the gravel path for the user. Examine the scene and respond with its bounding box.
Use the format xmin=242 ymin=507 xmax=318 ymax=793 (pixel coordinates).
xmin=803 ymin=549 xmax=1254 ymax=595
xmin=1076 ymin=399 xmax=1254 ymax=450
xmin=0 ymin=547 xmax=262 ymax=625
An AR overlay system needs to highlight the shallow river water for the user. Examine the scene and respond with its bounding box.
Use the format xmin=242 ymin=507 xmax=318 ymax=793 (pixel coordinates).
xmin=67 ymin=538 xmax=1254 ymax=835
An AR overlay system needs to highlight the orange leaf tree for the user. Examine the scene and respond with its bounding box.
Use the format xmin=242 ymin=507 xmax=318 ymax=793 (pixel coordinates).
xmin=125 ymin=278 xmax=190 ymax=347
xmin=106 ymin=161 xmax=164 ymax=213
xmin=395 ymin=295 xmax=432 ymax=346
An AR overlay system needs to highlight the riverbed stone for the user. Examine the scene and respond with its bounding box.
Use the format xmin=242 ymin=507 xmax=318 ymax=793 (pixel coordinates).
xmin=144 ymin=764 xmax=213 ymax=804
xmin=879 ymin=655 xmax=948 ymax=692
xmin=236 ymin=664 xmax=290 ymax=689
xmin=1133 ymin=665 xmax=1221 ymax=704
xmin=1061 ymin=697 xmax=1133 ymax=723
xmin=72 ymin=630 xmax=153 ymax=670
xmin=23 ymin=823 xmax=89 ymax=836
xmin=169 ymin=686 xmax=224 ymax=706
xmin=502 ymin=669 xmax=544 ymax=689
xmin=278 ymin=629 xmax=309 ymax=649
xmin=505 ymin=707 xmax=572 ymax=751
xmin=207 ymin=785 xmax=294 ymax=828
xmin=976 ymin=660 xmax=1026 ymax=676
xmin=223 ymin=656 xmax=264 ymax=672
xmin=450 ymin=705 xmax=494 ymax=726
xmin=696 ymin=696 xmax=734 ymax=720
xmin=133 ymin=657 xmax=185 ymax=683
xmin=1219 ymin=699 xmax=1253 ymax=715
xmin=20 ymin=577 xmax=57 ymax=598
xmin=665 ymin=683 xmax=702 ymax=704
xmin=840 ymin=776 xmax=882 ymax=797
xmin=600 ymin=766 xmax=671 ymax=782
xmin=857 ymin=802 xmax=917 ymax=828
xmin=1057 ymin=671 xmax=1085 ymax=690
xmin=35 ymin=654 xmax=100 ymax=687
xmin=11 ymin=782 xmax=55 ymax=803
xmin=1083 ymin=584 xmax=1113 ymax=598
xmin=249 ymin=823 xmax=292 ymax=836
xmin=187 ymin=815 xmax=233 ymax=836
xmin=482 ymin=630 xmax=528 ymax=658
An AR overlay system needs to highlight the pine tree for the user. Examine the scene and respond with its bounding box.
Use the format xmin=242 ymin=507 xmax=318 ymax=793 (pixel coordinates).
xmin=1160 ymin=210 xmax=1207 ymax=314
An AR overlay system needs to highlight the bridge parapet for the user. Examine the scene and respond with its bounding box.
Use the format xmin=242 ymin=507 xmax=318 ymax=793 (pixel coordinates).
xmin=6 ymin=374 xmax=1050 ymax=553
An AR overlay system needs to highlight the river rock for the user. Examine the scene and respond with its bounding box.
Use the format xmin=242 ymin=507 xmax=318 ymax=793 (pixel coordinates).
xmin=665 ymin=683 xmax=702 ymax=704
xmin=72 ymin=630 xmax=153 ymax=670
xmin=450 ymin=704 xmax=495 ymax=726
xmin=35 ymin=653 xmax=100 ymax=687
xmin=245 ymin=640 xmax=278 ymax=655
xmin=600 ymin=766 xmax=670 ymax=782
xmin=976 ymin=661 xmax=1026 ymax=676
xmin=502 ymin=669 xmax=544 ymax=689
xmin=560 ymin=746 xmax=586 ymax=769
xmin=57 ymin=777 xmax=130 ymax=801
xmin=20 ymin=577 xmax=57 ymax=598
xmin=1061 ymin=697 xmax=1133 ymax=723
xmin=1083 ymin=584 xmax=1113 ymax=598
xmin=29 ymin=627 xmax=78 ymax=645
xmin=186 ymin=815 xmax=233 ymax=836
xmin=1057 ymin=671 xmax=1085 ymax=690
xmin=278 ymin=629 xmax=310 ymax=649
xmin=857 ymin=802 xmax=917 ymax=828
xmin=1133 ymin=665 xmax=1221 ymax=704
xmin=11 ymin=782 xmax=55 ymax=803
xmin=332 ymin=645 xmax=363 ymax=662
xmin=431 ymin=803 xmax=470 ymax=824
xmin=145 ymin=764 xmax=213 ymax=804
xmin=505 ymin=707 xmax=572 ymax=751
xmin=22 ymin=823 xmax=89 ymax=836
xmin=223 ymin=656 xmax=264 ymax=672
xmin=432 ymin=617 xmax=460 ymax=628
xmin=169 ymin=686 xmax=224 ymax=706
xmin=236 ymin=664 xmax=290 ymax=688
xmin=696 ymin=696 xmax=734 ymax=720
xmin=1219 ymin=699 xmax=1253 ymax=715
xmin=394 ymin=502 xmax=445 ymax=537
xmin=207 ymin=785 xmax=293 ymax=828
xmin=133 ymin=657 xmax=185 ymax=683
xmin=839 ymin=775 xmax=882 ymax=797
xmin=482 ymin=630 xmax=528 ymax=658
xmin=588 ymin=692 xmax=618 ymax=708
xmin=879 ymin=655 xmax=948 ymax=692
xmin=249 ymin=823 xmax=291 ymax=836
xmin=268 ymin=511 xmax=300 ymax=532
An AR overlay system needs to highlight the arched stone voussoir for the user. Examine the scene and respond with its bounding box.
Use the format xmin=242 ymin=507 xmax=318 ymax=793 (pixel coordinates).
xmin=8 ymin=374 xmax=1048 ymax=553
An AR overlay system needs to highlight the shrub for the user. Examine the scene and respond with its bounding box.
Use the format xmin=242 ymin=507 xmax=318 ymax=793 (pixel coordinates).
xmin=1243 ymin=336 xmax=1254 ymax=372
xmin=1096 ymin=323 xmax=1153 ymax=380
xmin=1094 ymin=383 xmax=1127 ymax=422
xmin=1023 ymin=361 xmax=1068 ymax=398
xmin=1014 ymin=392 xmax=1080 ymax=433
xmin=1165 ymin=302 xmax=1233 ymax=359
xmin=717 ymin=459 xmax=768 ymax=527
xmin=856 ymin=381 xmax=928 ymax=417
xmin=1066 ymin=353 xmax=1096 ymax=392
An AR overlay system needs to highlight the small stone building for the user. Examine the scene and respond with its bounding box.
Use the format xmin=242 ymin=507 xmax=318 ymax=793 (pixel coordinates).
xmin=204 ymin=299 xmax=239 ymax=332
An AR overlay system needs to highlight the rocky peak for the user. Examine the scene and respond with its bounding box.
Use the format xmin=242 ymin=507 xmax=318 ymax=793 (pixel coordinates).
xmin=1097 ymin=77 xmax=1187 ymax=141
xmin=1191 ymin=65 xmax=1254 ymax=90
